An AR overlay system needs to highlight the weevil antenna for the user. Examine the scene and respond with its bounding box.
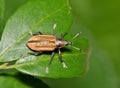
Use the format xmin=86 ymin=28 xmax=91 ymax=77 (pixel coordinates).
xmin=70 ymin=32 xmax=82 ymax=51
xmin=72 ymin=46 xmax=81 ymax=51
xmin=72 ymin=32 xmax=82 ymax=40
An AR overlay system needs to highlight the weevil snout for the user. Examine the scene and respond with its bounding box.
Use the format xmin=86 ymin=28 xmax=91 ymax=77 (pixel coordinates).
xmin=66 ymin=41 xmax=72 ymax=46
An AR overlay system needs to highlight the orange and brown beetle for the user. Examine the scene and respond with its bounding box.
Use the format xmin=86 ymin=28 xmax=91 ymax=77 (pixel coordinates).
xmin=26 ymin=24 xmax=80 ymax=73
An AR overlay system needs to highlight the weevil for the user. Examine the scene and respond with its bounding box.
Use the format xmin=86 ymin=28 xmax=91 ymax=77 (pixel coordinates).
xmin=26 ymin=24 xmax=80 ymax=74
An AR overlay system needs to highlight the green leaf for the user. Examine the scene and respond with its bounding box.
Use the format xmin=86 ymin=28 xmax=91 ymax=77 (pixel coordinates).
xmin=0 ymin=0 xmax=4 ymax=22
xmin=0 ymin=73 xmax=49 ymax=88
xmin=0 ymin=0 xmax=90 ymax=78
xmin=16 ymin=36 xmax=90 ymax=78
xmin=0 ymin=0 xmax=4 ymax=38
xmin=0 ymin=0 xmax=72 ymax=62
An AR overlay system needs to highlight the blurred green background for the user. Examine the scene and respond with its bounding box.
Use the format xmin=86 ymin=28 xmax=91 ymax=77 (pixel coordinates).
xmin=1 ymin=0 xmax=120 ymax=88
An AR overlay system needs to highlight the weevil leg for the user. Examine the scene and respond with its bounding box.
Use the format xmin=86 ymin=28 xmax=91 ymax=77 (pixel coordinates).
xmin=58 ymin=33 xmax=68 ymax=40
xmin=53 ymin=23 xmax=57 ymax=30
xmin=29 ymin=31 xmax=43 ymax=36
xmin=59 ymin=34 xmax=63 ymax=40
xmin=58 ymin=48 xmax=68 ymax=68
xmin=63 ymin=32 xmax=68 ymax=38
xmin=21 ymin=51 xmax=33 ymax=58
xmin=53 ymin=23 xmax=57 ymax=37
xmin=46 ymin=51 xmax=55 ymax=74
xmin=21 ymin=51 xmax=42 ymax=58
xmin=28 ymin=52 xmax=42 ymax=56
xmin=33 ymin=31 xmax=42 ymax=36
xmin=29 ymin=31 xmax=33 ymax=36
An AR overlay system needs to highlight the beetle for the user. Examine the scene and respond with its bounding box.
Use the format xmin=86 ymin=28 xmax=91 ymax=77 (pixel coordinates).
xmin=26 ymin=24 xmax=80 ymax=74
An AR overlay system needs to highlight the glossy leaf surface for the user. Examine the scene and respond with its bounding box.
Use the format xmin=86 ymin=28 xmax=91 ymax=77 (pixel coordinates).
xmin=0 ymin=0 xmax=90 ymax=78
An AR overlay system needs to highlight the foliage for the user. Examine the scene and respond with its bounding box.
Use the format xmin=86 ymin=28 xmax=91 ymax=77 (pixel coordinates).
xmin=0 ymin=0 xmax=89 ymax=83
xmin=0 ymin=0 xmax=4 ymax=38
xmin=0 ymin=0 xmax=119 ymax=88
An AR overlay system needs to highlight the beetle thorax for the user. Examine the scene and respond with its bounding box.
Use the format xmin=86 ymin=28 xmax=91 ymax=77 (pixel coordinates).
xmin=55 ymin=40 xmax=71 ymax=48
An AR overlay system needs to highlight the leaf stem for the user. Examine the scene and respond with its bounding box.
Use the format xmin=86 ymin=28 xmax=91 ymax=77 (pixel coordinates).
xmin=0 ymin=63 xmax=16 ymax=69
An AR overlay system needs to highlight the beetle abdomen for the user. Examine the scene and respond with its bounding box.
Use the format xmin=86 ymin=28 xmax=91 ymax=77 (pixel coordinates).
xmin=26 ymin=35 xmax=56 ymax=52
